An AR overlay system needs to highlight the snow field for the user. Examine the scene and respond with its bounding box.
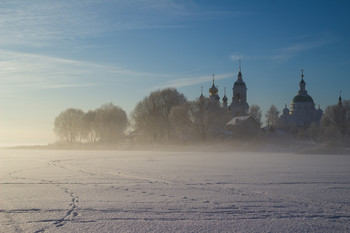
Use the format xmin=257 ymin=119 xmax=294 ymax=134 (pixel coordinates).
xmin=0 ymin=149 xmax=349 ymax=232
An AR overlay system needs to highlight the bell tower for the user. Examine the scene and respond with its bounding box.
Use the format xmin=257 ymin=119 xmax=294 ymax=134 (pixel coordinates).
xmin=229 ymin=60 xmax=249 ymax=116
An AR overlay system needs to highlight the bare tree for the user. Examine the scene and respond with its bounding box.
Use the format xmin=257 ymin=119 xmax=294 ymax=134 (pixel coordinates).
xmin=54 ymin=108 xmax=85 ymax=143
xmin=170 ymin=97 xmax=230 ymax=141
xmin=249 ymin=104 xmax=262 ymax=126
xmin=321 ymin=100 xmax=350 ymax=142
xmin=83 ymin=110 xmax=97 ymax=143
xmin=132 ymin=88 xmax=187 ymax=142
xmin=95 ymin=103 xmax=128 ymax=143
xmin=170 ymin=99 xmax=210 ymax=141
xmin=265 ymin=105 xmax=280 ymax=129
xmin=305 ymin=122 xmax=321 ymax=141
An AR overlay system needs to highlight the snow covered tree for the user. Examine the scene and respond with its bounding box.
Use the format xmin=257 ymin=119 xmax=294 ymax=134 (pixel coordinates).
xmin=94 ymin=103 xmax=128 ymax=143
xmin=321 ymin=99 xmax=350 ymax=142
xmin=54 ymin=108 xmax=85 ymax=143
xmin=265 ymin=105 xmax=280 ymax=130
xmin=249 ymin=104 xmax=262 ymax=127
xmin=170 ymin=97 xmax=231 ymax=141
xmin=82 ymin=110 xmax=98 ymax=143
xmin=132 ymin=88 xmax=187 ymax=142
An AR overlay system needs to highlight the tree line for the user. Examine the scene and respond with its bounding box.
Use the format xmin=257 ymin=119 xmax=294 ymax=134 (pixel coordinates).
xmin=54 ymin=87 xmax=350 ymax=145
xmin=54 ymin=103 xmax=127 ymax=143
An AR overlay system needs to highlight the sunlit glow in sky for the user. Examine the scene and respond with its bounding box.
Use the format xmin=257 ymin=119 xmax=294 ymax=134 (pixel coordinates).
xmin=0 ymin=0 xmax=349 ymax=145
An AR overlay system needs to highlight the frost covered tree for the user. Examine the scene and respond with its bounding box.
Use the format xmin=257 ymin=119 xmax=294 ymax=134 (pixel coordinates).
xmin=321 ymin=99 xmax=350 ymax=142
xmin=83 ymin=110 xmax=98 ymax=143
xmin=94 ymin=103 xmax=128 ymax=143
xmin=132 ymin=88 xmax=187 ymax=142
xmin=170 ymin=98 xmax=211 ymax=141
xmin=170 ymin=97 xmax=231 ymax=141
xmin=265 ymin=105 xmax=280 ymax=129
xmin=249 ymin=104 xmax=262 ymax=127
xmin=54 ymin=108 xmax=85 ymax=143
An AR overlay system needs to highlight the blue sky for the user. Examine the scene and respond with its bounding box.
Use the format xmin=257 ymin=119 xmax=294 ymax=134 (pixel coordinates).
xmin=0 ymin=0 xmax=350 ymax=145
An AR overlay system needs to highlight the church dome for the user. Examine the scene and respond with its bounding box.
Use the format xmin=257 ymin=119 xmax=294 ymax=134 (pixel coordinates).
xmin=209 ymin=83 xmax=218 ymax=96
xmin=292 ymin=94 xmax=314 ymax=103
xmin=234 ymin=80 xmax=246 ymax=88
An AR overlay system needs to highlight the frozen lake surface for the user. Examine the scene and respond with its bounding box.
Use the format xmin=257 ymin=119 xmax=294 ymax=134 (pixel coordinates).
xmin=1 ymin=149 xmax=350 ymax=232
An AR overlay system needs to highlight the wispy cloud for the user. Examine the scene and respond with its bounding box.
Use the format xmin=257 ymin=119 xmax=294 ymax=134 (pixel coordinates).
xmin=41 ymin=83 xmax=96 ymax=89
xmin=0 ymin=1 xmax=107 ymax=46
xmin=0 ymin=49 xmax=170 ymax=90
xmin=0 ymin=0 xmax=186 ymax=46
xmin=0 ymin=0 xmax=249 ymax=47
xmin=154 ymin=73 xmax=233 ymax=90
xmin=282 ymin=39 xmax=334 ymax=56
xmin=230 ymin=32 xmax=337 ymax=63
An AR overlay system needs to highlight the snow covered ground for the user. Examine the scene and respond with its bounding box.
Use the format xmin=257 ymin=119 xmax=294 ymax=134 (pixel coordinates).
xmin=0 ymin=149 xmax=349 ymax=232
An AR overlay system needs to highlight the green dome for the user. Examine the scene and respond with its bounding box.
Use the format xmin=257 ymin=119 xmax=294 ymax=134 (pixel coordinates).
xmin=292 ymin=95 xmax=314 ymax=103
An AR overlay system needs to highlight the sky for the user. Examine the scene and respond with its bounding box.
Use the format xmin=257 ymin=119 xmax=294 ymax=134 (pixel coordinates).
xmin=0 ymin=0 xmax=350 ymax=145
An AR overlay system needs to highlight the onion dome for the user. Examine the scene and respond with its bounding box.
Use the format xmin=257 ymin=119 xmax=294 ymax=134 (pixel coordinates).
xmin=292 ymin=94 xmax=314 ymax=103
xmin=234 ymin=80 xmax=246 ymax=88
xmin=209 ymin=75 xmax=218 ymax=96
xmin=293 ymin=69 xmax=313 ymax=103
xmin=233 ymin=60 xmax=246 ymax=88
xmin=234 ymin=71 xmax=246 ymax=87
xmin=209 ymin=83 xmax=218 ymax=96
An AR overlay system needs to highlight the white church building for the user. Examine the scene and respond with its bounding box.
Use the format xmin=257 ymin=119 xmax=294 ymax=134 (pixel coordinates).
xmin=280 ymin=70 xmax=322 ymax=128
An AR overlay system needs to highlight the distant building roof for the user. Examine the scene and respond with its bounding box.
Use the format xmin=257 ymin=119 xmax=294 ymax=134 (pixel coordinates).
xmin=226 ymin=115 xmax=251 ymax=126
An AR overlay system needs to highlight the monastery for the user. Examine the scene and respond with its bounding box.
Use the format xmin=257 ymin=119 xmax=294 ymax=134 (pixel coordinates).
xmin=201 ymin=63 xmax=323 ymax=130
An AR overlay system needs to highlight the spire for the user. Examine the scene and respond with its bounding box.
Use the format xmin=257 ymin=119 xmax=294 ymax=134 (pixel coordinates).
xmin=209 ymin=74 xmax=218 ymax=96
xmin=237 ymin=60 xmax=242 ymax=80
xmin=298 ymin=69 xmax=307 ymax=95
xmin=239 ymin=59 xmax=241 ymax=73
xmin=222 ymin=87 xmax=228 ymax=106
xmin=339 ymin=90 xmax=342 ymax=105
xmin=300 ymin=69 xmax=305 ymax=83
xmin=199 ymin=86 xmax=205 ymax=101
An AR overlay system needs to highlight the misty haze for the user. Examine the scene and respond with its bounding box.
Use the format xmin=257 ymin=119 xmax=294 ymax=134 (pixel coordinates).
xmin=1 ymin=1 xmax=350 ymax=233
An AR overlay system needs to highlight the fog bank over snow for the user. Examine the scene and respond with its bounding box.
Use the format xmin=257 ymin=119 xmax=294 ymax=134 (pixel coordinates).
xmin=1 ymin=149 xmax=349 ymax=232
